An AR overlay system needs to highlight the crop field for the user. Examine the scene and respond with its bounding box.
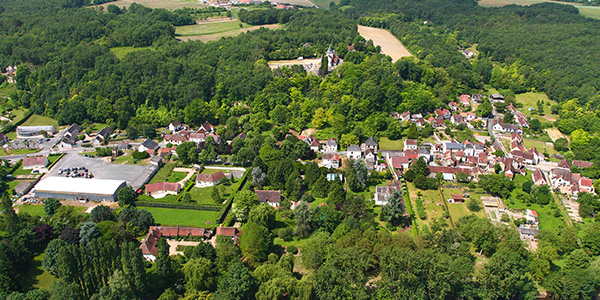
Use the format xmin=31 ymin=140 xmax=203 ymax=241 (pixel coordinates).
xmin=143 ymin=207 xmax=219 ymax=227
xmin=578 ymin=6 xmax=600 ymax=20
xmin=177 ymin=21 xmax=281 ymax=42
xmin=357 ymin=25 xmax=411 ymax=62
xmin=96 ymin=0 xmax=207 ymax=10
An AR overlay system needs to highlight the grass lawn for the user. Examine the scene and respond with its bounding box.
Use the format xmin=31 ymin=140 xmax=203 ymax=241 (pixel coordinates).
xmin=111 ymin=152 xmax=139 ymax=165
xmin=16 ymin=204 xmax=87 ymax=216
xmin=22 ymin=253 xmax=57 ymax=290
xmin=311 ymin=0 xmax=339 ymax=8
xmin=88 ymin=123 xmax=109 ymax=132
xmin=0 ymin=82 xmax=17 ymax=99
xmin=21 ymin=114 xmax=59 ymax=127
xmin=188 ymin=182 xmax=235 ymax=205
xmin=447 ymin=203 xmax=485 ymax=221
xmin=7 ymin=180 xmax=20 ymax=195
xmin=406 ymin=182 xmax=448 ymax=229
xmin=10 ymin=148 xmax=41 ymax=155
xmin=110 ymin=47 xmax=150 ymax=59
xmin=310 ymin=197 xmax=327 ymax=208
xmin=514 ymin=92 xmax=559 ymax=122
xmin=202 ymin=168 xmax=236 ymax=175
xmin=166 ymin=171 xmax=187 ymax=183
xmin=175 ymin=21 xmax=248 ymax=36
xmin=523 ymin=138 xmax=558 ymax=157
xmin=149 ymin=163 xmax=177 ymax=184
xmin=578 ymin=6 xmax=600 ymax=20
xmin=143 ymin=207 xmax=219 ymax=227
xmin=378 ymin=137 xmax=404 ymax=150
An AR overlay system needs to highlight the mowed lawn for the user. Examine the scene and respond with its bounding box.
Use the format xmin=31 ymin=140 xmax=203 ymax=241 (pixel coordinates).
xmin=379 ymin=137 xmax=404 ymax=150
xmin=21 ymin=114 xmax=59 ymax=127
xmin=23 ymin=253 xmax=56 ymax=290
xmin=176 ymin=21 xmax=247 ymax=36
xmin=143 ymin=207 xmax=219 ymax=227
xmin=523 ymin=138 xmax=558 ymax=157
xmin=16 ymin=204 xmax=87 ymax=216
xmin=188 ymin=182 xmax=235 ymax=205
xmin=515 ymin=92 xmax=559 ymax=122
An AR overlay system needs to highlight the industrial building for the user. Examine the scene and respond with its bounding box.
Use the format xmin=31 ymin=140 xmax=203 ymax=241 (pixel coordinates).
xmin=33 ymin=177 xmax=126 ymax=202
xmin=16 ymin=125 xmax=57 ymax=138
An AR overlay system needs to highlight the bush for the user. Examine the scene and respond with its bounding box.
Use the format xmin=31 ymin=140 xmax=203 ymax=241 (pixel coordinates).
xmin=132 ymin=150 xmax=149 ymax=160
xmin=95 ymin=147 xmax=113 ymax=157
xmin=277 ymin=227 xmax=293 ymax=241
xmin=466 ymin=198 xmax=482 ymax=212
xmin=286 ymin=245 xmax=298 ymax=255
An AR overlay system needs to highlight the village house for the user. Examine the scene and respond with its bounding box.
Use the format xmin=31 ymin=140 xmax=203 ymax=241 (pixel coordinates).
xmin=58 ymin=136 xmax=77 ymax=150
xmin=150 ymin=155 xmax=163 ymax=166
xmin=462 ymin=49 xmax=475 ymax=58
xmin=145 ymin=182 xmax=181 ymax=199
xmin=448 ymin=194 xmax=465 ymax=203
xmin=325 ymin=138 xmax=338 ymax=153
xmin=196 ymin=171 xmax=226 ymax=187
xmin=580 ymin=178 xmax=595 ymax=194
xmin=22 ymin=156 xmax=48 ymax=170
xmin=448 ymin=102 xmax=458 ymax=111
xmin=347 ymin=145 xmax=362 ymax=160
xmin=459 ymin=95 xmax=471 ymax=107
xmin=365 ymin=149 xmax=377 ymax=169
xmin=139 ymin=138 xmax=160 ymax=153
xmin=374 ymin=180 xmax=402 ymax=205
xmin=532 ymin=169 xmax=548 ymax=186
xmin=418 ymin=147 xmax=432 ymax=162
xmin=490 ymin=94 xmax=505 ymax=103
xmin=451 ymin=114 xmax=465 ymax=126
xmin=435 ymin=108 xmax=451 ymax=119
xmin=404 ymin=139 xmax=418 ymax=150
xmin=216 ymin=227 xmax=243 ymax=245
xmin=472 ymin=94 xmax=483 ymax=103
xmin=168 ymin=121 xmax=184 ymax=132
xmin=309 ymin=139 xmax=320 ymax=152
xmin=322 ymin=153 xmax=340 ymax=169
xmin=390 ymin=156 xmax=411 ymax=170
xmin=255 ymin=190 xmax=281 ymax=207
xmin=400 ymin=111 xmax=411 ymax=122
xmin=93 ymin=126 xmax=114 ymax=146
xmin=493 ymin=119 xmax=522 ymax=134
xmin=198 ymin=122 xmax=216 ymax=134
xmin=428 ymin=166 xmax=472 ymax=181
xmin=64 ymin=123 xmax=82 ymax=140
xmin=189 ymin=132 xmax=206 ymax=144
xmin=362 ymin=136 xmax=378 ymax=152
xmin=164 ymin=134 xmax=189 ymax=145
xmin=140 ymin=226 xmax=212 ymax=260
xmin=573 ymin=160 xmax=594 ymax=169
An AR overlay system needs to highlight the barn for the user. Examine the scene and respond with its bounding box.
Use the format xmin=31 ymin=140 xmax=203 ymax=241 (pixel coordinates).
xmin=33 ymin=177 xmax=127 ymax=202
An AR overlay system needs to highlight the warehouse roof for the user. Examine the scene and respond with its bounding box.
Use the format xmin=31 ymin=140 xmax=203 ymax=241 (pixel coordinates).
xmin=34 ymin=177 xmax=126 ymax=196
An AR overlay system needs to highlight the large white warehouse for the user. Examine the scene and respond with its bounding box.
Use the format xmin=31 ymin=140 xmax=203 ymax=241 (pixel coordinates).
xmin=33 ymin=177 xmax=127 ymax=202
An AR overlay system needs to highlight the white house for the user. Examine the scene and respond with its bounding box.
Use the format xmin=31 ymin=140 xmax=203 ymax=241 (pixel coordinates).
xmin=255 ymin=190 xmax=281 ymax=207
xmin=325 ymin=138 xmax=338 ymax=153
xmin=404 ymin=139 xmax=418 ymax=150
xmin=322 ymin=153 xmax=340 ymax=169
xmin=196 ymin=171 xmax=226 ymax=187
xmin=347 ymin=145 xmax=361 ymax=159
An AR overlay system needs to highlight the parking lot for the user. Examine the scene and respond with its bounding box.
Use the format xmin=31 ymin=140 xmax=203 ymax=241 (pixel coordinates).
xmin=47 ymin=153 xmax=148 ymax=186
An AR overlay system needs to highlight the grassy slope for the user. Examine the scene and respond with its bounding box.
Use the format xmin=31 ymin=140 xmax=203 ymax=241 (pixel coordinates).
xmin=578 ymin=6 xmax=600 ymax=20
xmin=143 ymin=207 xmax=219 ymax=227
xmin=110 ymin=47 xmax=150 ymax=60
xmin=21 ymin=114 xmax=59 ymax=127
xmin=379 ymin=137 xmax=404 ymax=150
xmin=176 ymin=21 xmax=248 ymax=36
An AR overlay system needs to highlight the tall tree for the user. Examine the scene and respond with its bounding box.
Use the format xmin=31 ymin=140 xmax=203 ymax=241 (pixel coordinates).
xmin=214 ymin=263 xmax=258 ymax=300
xmin=381 ymin=190 xmax=405 ymax=227
xmin=239 ymin=222 xmax=271 ymax=267
xmin=44 ymin=198 xmax=62 ymax=217
xmin=156 ymin=237 xmax=172 ymax=279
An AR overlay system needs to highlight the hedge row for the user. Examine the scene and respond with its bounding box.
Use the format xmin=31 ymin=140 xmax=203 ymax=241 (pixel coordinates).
xmin=2 ymin=109 xmax=33 ymax=134
xmin=134 ymin=200 xmax=221 ymax=211
xmin=216 ymin=169 xmax=249 ymax=224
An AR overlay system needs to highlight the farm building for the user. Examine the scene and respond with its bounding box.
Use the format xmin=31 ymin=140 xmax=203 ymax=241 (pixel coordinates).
xmin=33 ymin=177 xmax=127 ymax=202
xmin=196 ymin=171 xmax=226 ymax=187
xmin=145 ymin=182 xmax=180 ymax=198
xmin=140 ymin=226 xmax=212 ymax=261
xmin=17 ymin=125 xmax=57 ymax=138
xmin=22 ymin=156 xmax=48 ymax=169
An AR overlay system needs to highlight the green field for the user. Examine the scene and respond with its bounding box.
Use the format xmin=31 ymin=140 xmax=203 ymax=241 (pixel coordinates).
xmin=110 ymin=47 xmax=150 ymax=60
xmin=514 ymin=92 xmax=559 ymax=122
xmin=378 ymin=137 xmax=404 ymax=150
xmin=16 ymin=204 xmax=87 ymax=216
xmin=176 ymin=21 xmax=247 ymax=36
xmin=22 ymin=253 xmax=57 ymax=290
xmin=202 ymin=168 xmax=235 ymax=175
xmin=149 ymin=163 xmax=177 ymax=184
xmin=523 ymin=138 xmax=558 ymax=158
xmin=21 ymin=114 xmax=59 ymax=127
xmin=143 ymin=207 xmax=219 ymax=227
xmin=311 ymin=0 xmax=339 ymax=8
xmin=188 ymin=182 xmax=235 ymax=205
xmin=406 ymin=182 xmax=449 ymax=229
xmin=578 ymin=6 xmax=600 ymax=20
xmin=97 ymin=0 xmax=207 ymax=10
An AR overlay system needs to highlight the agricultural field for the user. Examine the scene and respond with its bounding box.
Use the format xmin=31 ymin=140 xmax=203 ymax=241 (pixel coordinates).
xmin=309 ymin=0 xmax=338 ymax=8
xmin=270 ymin=0 xmax=316 ymax=7
xmin=578 ymin=6 xmax=600 ymax=20
xmin=96 ymin=0 xmax=207 ymax=10
xmin=142 ymin=207 xmax=220 ymax=227
xmin=176 ymin=20 xmax=281 ymax=42
xmin=357 ymin=25 xmax=412 ymax=62
xmin=477 ymin=0 xmax=600 ymax=20
xmin=21 ymin=114 xmax=59 ymax=127
xmin=110 ymin=47 xmax=150 ymax=59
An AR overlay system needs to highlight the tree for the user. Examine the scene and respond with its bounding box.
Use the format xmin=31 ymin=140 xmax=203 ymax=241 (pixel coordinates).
xmin=248 ymin=204 xmax=277 ymax=230
xmin=503 ymin=111 xmax=515 ymax=124
xmin=117 ymin=186 xmax=137 ymax=207
xmin=211 ymin=187 xmax=222 ymax=205
xmin=232 ymin=190 xmax=259 ymax=221
xmin=60 ymin=226 xmax=80 ymax=244
xmin=294 ymin=202 xmax=312 ymax=238
xmin=90 ymin=205 xmax=114 ymax=223
xmin=156 ymin=237 xmax=172 ymax=278
xmin=45 ymin=198 xmax=62 ymax=217
xmin=347 ymin=160 xmax=368 ymax=192
xmin=121 ymin=242 xmax=147 ymax=295
xmin=476 ymin=99 xmax=493 ymax=118
xmin=554 ymin=138 xmax=570 ymax=152
xmin=478 ymin=174 xmax=515 ymax=198
xmin=531 ymin=184 xmax=552 ymax=205
xmin=215 ymin=235 xmax=241 ymax=272
xmin=327 ymin=180 xmax=345 ymax=206
xmin=44 ymin=239 xmax=68 ymax=276
xmin=184 ymin=257 xmax=216 ymax=292
xmin=311 ymin=175 xmax=329 ymax=198
xmin=176 ymin=142 xmax=198 ymax=165
xmin=341 ymin=193 xmax=366 ymax=220
xmin=339 ymin=134 xmax=359 ymax=148
xmin=181 ymin=192 xmax=192 ymax=203
xmin=318 ymin=55 xmax=329 ymax=77
xmin=251 ymin=167 xmax=266 ymax=188
xmin=381 ymin=190 xmax=405 ymax=227
xmin=581 ymin=223 xmax=600 ymax=255
xmin=239 ymin=222 xmax=271 ymax=266
xmin=214 ymin=262 xmax=258 ymax=300
xmin=90 ymin=269 xmax=138 ymax=300
xmin=184 ymin=242 xmax=217 ymax=261
xmin=466 ymin=198 xmax=482 ymax=212
xmin=79 ymin=221 xmax=100 ymax=245
xmin=478 ymin=249 xmax=536 ymax=299
xmin=49 ymin=281 xmax=85 ymax=300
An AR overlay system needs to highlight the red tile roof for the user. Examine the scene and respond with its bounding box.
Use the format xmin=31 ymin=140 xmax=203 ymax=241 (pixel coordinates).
xmin=196 ymin=171 xmax=226 ymax=183
xmin=22 ymin=156 xmax=47 ymax=167
xmin=145 ymin=182 xmax=180 ymax=193
xmin=255 ymin=190 xmax=281 ymax=203
xmin=216 ymin=227 xmax=242 ymax=237
xmin=139 ymin=226 xmax=211 ymax=256
xmin=573 ymin=160 xmax=594 ymax=168
xmin=390 ymin=156 xmax=410 ymax=169
xmin=580 ymin=178 xmax=593 ymax=187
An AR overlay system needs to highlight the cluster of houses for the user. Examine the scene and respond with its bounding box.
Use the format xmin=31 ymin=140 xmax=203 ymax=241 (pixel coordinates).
xmin=163 ymin=121 xmax=220 ymax=146
xmin=538 ymin=159 xmax=596 ymax=198
xmin=57 ymin=124 xmax=114 ymax=150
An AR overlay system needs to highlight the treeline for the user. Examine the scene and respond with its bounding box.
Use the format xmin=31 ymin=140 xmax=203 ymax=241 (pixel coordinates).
xmin=238 ymin=8 xmax=295 ymax=25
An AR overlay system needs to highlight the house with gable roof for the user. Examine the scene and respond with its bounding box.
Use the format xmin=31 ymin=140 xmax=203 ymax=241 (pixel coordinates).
xmin=322 ymin=153 xmax=340 ymax=169
xmin=196 ymin=171 xmax=226 ymax=187
xmin=325 ymin=138 xmax=338 ymax=153
xmin=255 ymin=190 xmax=282 ymax=207
xmin=347 ymin=145 xmax=362 ymax=159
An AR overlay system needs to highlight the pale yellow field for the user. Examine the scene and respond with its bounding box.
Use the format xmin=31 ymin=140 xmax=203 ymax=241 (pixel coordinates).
xmin=96 ymin=0 xmax=207 ymax=10
xmin=178 ymin=23 xmax=281 ymax=42
xmin=357 ymin=25 xmax=411 ymax=62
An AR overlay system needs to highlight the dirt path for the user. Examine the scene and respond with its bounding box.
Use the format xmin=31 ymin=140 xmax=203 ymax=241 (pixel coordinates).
xmin=357 ymin=25 xmax=411 ymax=62
xmin=178 ymin=24 xmax=281 ymax=43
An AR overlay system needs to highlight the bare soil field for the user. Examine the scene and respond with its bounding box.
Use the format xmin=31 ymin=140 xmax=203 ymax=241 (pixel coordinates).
xmin=545 ymin=128 xmax=569 ymax=142
xmin=268 ymin=58 xmax=321 ymax=69
xmin=357 ymin=25 xmax=411 ymax=62
xmin=96 ymin=0 xmax=207 ymax=10
xmin=178 ymin=23 xmax=281 ymax=42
